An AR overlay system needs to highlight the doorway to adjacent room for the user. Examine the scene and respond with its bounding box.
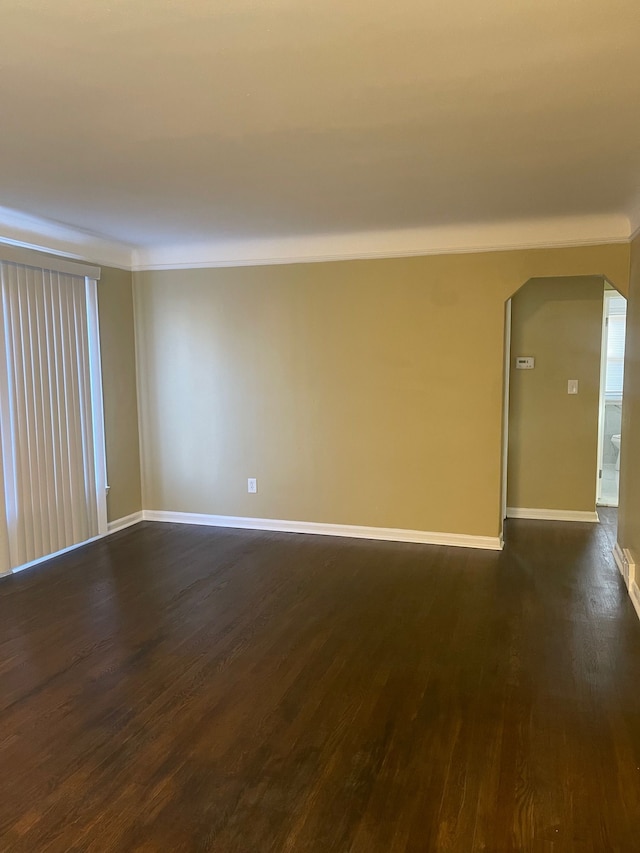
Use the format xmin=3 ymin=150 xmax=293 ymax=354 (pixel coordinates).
xmin=596 ymin=290 xmax=627 ymax=508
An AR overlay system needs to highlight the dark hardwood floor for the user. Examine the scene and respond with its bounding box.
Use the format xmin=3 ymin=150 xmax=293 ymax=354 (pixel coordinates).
xmin=1 ymin=515 xmax=640 ymax=852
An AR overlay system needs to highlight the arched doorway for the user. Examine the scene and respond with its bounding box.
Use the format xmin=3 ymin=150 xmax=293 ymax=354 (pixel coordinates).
xmin=501 ymin=275 xmax=626 ymax=540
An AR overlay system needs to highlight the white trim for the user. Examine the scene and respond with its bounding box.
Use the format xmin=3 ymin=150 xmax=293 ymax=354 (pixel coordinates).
xmin=614 ymin=542 xmax=628 ymax=586
xmin=1 ymin=511 xmax=144 ymax=578
xmin=0 ymin=205 xmax=133 ymax=269
xmin=107 ymin=511 xmax=144 ymax=533
xmin=628 ymin=202 xmax=640 ymax=241
xmin=0 ymin=207 xmax=631 ymax=272
xmin=131 ymin=214 xmax=630 ymax=271
xmin=500 ymin=298 xmax=512 ymax=537
xmin=10 ymin=534 xmax=104 ymax=575
xmin=596 ymin=292 xmax=609 ymax=505
xmin=630 ymin=580 xmax=640 ymax=622
xmin=506 ymin=507 xmax=600 ymax=522
xmin=141 ymin=509 xmax=503 ymax=550
xmin=0 ymin=244 xmax=101 ymax=279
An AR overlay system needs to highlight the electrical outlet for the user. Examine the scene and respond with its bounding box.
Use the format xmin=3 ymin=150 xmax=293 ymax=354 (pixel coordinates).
xmin=247 ymin=478 xmax=257 ymax=494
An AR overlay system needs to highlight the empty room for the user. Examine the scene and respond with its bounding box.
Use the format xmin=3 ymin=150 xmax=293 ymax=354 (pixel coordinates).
xmin=1 ymin=0 xmax=640 ymax=850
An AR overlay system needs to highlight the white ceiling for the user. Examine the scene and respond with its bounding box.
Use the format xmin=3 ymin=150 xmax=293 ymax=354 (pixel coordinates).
xmin=1 ymin=0 xmax=640 ymax=263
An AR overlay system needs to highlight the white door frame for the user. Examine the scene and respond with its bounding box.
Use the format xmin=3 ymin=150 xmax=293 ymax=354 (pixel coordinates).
xmin=500 ymin=299 xmax=512 ymax=541
xmin=595 ymin=294 xmax=610 ymax=506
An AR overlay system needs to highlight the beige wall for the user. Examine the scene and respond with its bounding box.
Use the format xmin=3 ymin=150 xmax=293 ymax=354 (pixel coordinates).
xmin=619 ymin=235 xmax=640 ymax=572
xmin=98 ymin=266 xmax=142 ymax=522
xmin=134 ymin=243 xmax=628 ymax=540
xmin=507 ymin=277 xmax=604 ymax=512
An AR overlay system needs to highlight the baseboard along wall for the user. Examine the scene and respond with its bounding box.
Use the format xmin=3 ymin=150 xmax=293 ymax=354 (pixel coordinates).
xmin=21 ymin=511 xmax=640 ymax=627
xmin=107 ymin=511 xmax=144 ymax=534
xmin=506 ymin=507 xmax=599 ymax=523
xmin=613 ymin=541 xmax=640 ymax=622
xmin=613 ymin=542 xmax=629 ymax=586
xmin=136 ymin=510 xmax=503 ymax=550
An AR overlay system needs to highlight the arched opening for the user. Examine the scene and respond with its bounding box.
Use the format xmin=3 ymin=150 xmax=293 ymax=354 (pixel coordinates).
xmin=500 ymin=275 xmax=627 ymax=542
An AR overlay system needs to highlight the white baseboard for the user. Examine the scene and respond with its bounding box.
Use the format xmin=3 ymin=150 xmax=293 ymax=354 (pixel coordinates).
xmin=141 ymin=510 xmax=503 ymax=551
xmin=6 ymin=511 xmax=145 ymax=576
xmin=630 ymin=580 xmax=640 ymax=622
xmin=612 ymin=542 xmax=640 ymax=621
xmin=107 ymin=511 xmax=144 ymax=533
xmin=613 ymin=542 xmax=629 ymax=587
xmin=506 ymin=507 xmax=599 ymax=523
xmin=11 ymin=533 xmax=104 ymax=575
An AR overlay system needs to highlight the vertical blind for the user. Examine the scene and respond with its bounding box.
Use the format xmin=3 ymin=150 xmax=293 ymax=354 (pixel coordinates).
xmin=0 ymin=261 xmax=106 ymax=574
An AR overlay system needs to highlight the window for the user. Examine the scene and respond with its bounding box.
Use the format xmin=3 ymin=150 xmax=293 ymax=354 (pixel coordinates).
xmin=0 ymin=249 xmax=106 ymax=574
xmin=605 ymin=293 xmax=626 ymax=401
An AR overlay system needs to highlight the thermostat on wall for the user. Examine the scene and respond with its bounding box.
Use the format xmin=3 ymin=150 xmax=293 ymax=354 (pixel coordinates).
xmin=515 ymin=356 xmax=535 ymax=369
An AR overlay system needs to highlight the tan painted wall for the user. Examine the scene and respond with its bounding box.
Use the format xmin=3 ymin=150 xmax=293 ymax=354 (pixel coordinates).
xmin=619 ymin=235 xmax=640 ymax=572
xmin=134 ymin=243 xmax=628 ymax=539
xmin=98 ymin=266 xmax=142 ymax=522
xmin=507 ymin=277 xmax=604 ymax=513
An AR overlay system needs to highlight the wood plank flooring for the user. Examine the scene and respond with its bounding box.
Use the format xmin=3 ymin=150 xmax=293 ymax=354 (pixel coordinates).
xmin=1 ymin=516 xmax=640 ymax=851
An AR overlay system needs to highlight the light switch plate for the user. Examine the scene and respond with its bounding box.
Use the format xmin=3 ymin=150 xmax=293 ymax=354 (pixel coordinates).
xmin=568 ymin=380 xmax=579 ymax=395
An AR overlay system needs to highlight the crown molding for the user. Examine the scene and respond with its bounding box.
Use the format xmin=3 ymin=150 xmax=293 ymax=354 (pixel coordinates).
xmin=628 ymin=205 xmax=640 ymax=242
xmin=0 ymin=206 xmax=632 ymax=273
xmin=131 ymin=213 xmax=631 ymax=271
xmin=0 ymin=206 xmax=134 ymax=269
